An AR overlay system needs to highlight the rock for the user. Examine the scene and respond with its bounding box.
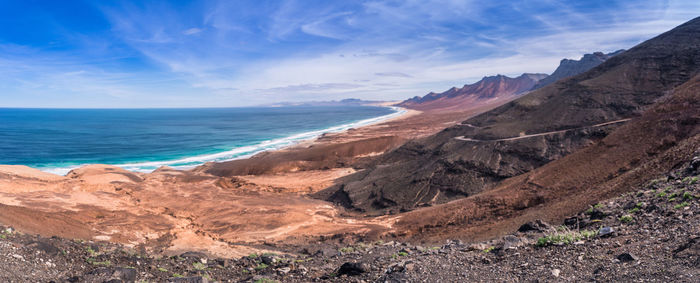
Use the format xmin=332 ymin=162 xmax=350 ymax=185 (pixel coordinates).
xmin=279 ymin=267 xmax=291 ymax=274
xmin=617 ymin=253 xmax=637 ymax=262
xmin=503 ymin=235 xmax=522 ymax=249
xmin=298 ymin=265 xmax=308 ymax=274
xmin=214 ymin=258 xmax=230 ymax=267
xmin=685 ymin=156 xmax=700 ymax=175
xmin=672 ymin=236 xmax=699 ymax=258
xmin=314 ymin=248 xmax=337 ymax=257
xmin=179 ymin=251 xmax=207 ymax=259
xmin=466 ymin=243 xmax=489 ymax=251
xmin=386 ymin=262 xmax=404 ymax=273
xmin=168 ymin=276 xmax=208 ymax=283
xmin=518 ymin=219 xmax=552 ymax=233
xmin=337 ymin=262 xmax=368 ymax=276
xmin=564 ymin=217 xmax=579 ymax=226
xmin=623 ymin=201 xmax=638 ymax=210
xmin=589 ymin=209 xmax=607 ymax=220
xmin=404 ymin=263 xmax=415 ymax=272
xmin=645 ymin=203 xmax=659 ymax=212
xmin=85 ymin=267 xmax=137 ymax=282
xmin=27 ymin=240 xmax=60 ymax=256
xmin=599 ymin=227 xmax=614 ymax=237
xmin=260 ymin=254 xmax=279 ymax=265
xmin=552 ymin=268 xmax=561 ymax=277
xmin=260 ymin=255 xmax=275 ymax=265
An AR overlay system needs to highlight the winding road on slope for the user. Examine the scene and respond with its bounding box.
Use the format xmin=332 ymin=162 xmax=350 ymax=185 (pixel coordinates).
xmin=454 ymin=119 xmax=632 ymax=142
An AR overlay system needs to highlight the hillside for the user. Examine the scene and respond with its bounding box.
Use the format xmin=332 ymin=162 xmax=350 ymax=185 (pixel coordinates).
xmin=398 ymin=73 xmax=547 ymax=111
xmin=395 ymin=72 xmax=699 ymax=241
xmin=1 ymin=155 xmax=697 ymax=282
xmin=317 ymin=16 xmax=700 ymax=215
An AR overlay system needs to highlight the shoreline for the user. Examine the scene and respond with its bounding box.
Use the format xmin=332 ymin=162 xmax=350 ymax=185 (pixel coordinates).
xmin=0 ymin=95 xmax=513 ymax=258
xmin=23 ymin=105 xmax=412 ymax=176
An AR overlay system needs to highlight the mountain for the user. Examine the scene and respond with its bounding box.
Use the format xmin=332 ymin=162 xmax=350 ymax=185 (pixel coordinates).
xmin=398 ymin=73 xmax=548 ymax=111
xmin=531 ymin=50 xmax=625 ymax=90
xmin=395 ymin=72 xmax=700 ymax=242
xmin=316 ymin=16 xmax=700 ymax=215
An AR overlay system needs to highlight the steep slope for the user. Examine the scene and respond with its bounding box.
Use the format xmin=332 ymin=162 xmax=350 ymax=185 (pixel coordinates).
xmin=532 ymin=50 xmax=624 ymax=90
xmin=317 ymin=16 xmax=700 ymax=215
xmin=395 ymin=73 xmax=700 ymax=242
xmin=398 ymin=73 xmax=547 ymax=111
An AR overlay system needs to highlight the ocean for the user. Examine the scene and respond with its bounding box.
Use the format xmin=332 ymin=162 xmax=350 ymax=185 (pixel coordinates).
xmin=0 ymin=106 xmax=402 ymax=175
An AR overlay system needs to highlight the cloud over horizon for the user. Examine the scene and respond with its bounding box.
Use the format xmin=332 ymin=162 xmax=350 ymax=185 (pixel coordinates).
xmin=1 ymin=0 xmax=699 ymax=108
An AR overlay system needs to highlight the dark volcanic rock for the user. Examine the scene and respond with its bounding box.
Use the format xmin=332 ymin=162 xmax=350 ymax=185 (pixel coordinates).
xmin=617 ymin=253 xmax=637 ymax=262
xmin=168 ymin=276 xmax=208 ymax=283
xmin=518 ymin=220 xmax=552 ymax=233
xmin=26 ymin=239 xmax=60 ymax=256
xmin=179 ymin=251 xmax=207 ymax=259
xmin=686 ymin=156 xmax=700 ymax=175
xmin=84 ymin=267 xmax=137 ymax=282
xmin=317 ymin=17 xmax=700 ymax=215
xmin=589 ymin=209 xmax=607 ymax=220
xmin=337 ymin=262 xmax=369 ymax=276
xmin=531 ymin=50 xmax=624 ymax=90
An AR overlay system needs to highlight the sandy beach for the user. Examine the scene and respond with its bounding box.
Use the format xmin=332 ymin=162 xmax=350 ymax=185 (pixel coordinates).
xmin=0 ymin=99 xmax=513 ymax=256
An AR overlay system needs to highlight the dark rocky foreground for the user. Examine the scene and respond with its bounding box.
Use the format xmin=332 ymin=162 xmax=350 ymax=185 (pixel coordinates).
xmin=1 ymin=159 xmax=698 ymax=282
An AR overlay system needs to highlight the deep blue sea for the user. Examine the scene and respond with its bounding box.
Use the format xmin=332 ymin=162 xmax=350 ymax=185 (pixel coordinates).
xmin=0 ymin=106 xmax=401 ymax=175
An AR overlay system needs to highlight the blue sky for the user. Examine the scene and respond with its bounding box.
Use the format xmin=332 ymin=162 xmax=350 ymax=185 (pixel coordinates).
xmin=0 ymin=0 xmax=698 ymax=108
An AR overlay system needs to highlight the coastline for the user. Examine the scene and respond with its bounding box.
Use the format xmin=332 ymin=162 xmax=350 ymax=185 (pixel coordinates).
xmin=32 ymin=105 xmax=410 ymax=176
xmin=0 ymin=95 xmax=509 ymax=258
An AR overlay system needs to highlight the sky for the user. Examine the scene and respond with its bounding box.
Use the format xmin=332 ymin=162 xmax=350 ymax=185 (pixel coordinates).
xmin=0 ymin=0 xmax=698 ymax=108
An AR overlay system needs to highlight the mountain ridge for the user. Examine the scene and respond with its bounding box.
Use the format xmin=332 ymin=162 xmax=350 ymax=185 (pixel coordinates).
xmin=317 ymin=16 xmax=700 ymax=215
xmin=398 ymin=73 xmax=548 ymax=111
xmin=531 ymin=49 xmax=625 ymax=90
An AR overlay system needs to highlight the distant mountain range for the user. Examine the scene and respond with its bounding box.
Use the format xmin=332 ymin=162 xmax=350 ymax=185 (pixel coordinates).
xmin=265 ymin=49 xmax=624 ymax=111
xmin=398 ymin=50 xmax=625 ymax=111
xmin=531 ymin=49 xmax=625 ymax=90
xmin=397 ymin=73 xmax=547 ymax=111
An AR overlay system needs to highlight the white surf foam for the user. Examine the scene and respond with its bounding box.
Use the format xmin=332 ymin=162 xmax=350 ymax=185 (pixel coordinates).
xmin=41 ymin=106 xmax=405 ymax=175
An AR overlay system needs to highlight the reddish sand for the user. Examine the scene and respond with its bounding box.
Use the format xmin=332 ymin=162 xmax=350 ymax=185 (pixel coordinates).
xmin=0 ymin=103 xmax=503 ymax=256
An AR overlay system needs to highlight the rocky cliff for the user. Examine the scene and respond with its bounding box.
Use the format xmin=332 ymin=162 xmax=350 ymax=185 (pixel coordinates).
xmin=531 ymin=50 xmax=624 ymax=90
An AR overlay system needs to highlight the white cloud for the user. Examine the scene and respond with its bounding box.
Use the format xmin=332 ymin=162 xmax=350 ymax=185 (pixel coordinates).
xmin=182 ymin=28 xmax=203 ymax=35
xmin=4 ymin=0 xmax=700 ymax=107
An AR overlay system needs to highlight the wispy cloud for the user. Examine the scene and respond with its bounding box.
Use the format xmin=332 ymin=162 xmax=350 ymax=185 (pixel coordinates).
xmin=1 ymin=0 xmax=698 ymax=107
xmin=375 ymin=72 xmax=413 ymax=78
xmin=182 ymin=28 xmax=203 ymax=35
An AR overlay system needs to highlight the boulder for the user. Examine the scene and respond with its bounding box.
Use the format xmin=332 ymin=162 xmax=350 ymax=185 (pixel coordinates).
xmin=617 ymin=253 xmax=637 ymax=262
xmin=168 ymin=276 xmax=208 ymax=283
xmin=518 ymin=220 xmax=552 ymax=233
xmin=337 ymin=262 xmax=369 ymax=276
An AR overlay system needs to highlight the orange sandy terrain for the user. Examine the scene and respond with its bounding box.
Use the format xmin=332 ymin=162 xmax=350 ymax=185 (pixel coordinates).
xmin=0 ymin=164 xmax=398 ymax=258
xmin=0 ymin=103 xmax=504 ymax=257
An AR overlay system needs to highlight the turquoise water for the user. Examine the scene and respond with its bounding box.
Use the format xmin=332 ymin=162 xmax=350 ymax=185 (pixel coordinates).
xmin=0 ymin=106 xmax=401 ymax=175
